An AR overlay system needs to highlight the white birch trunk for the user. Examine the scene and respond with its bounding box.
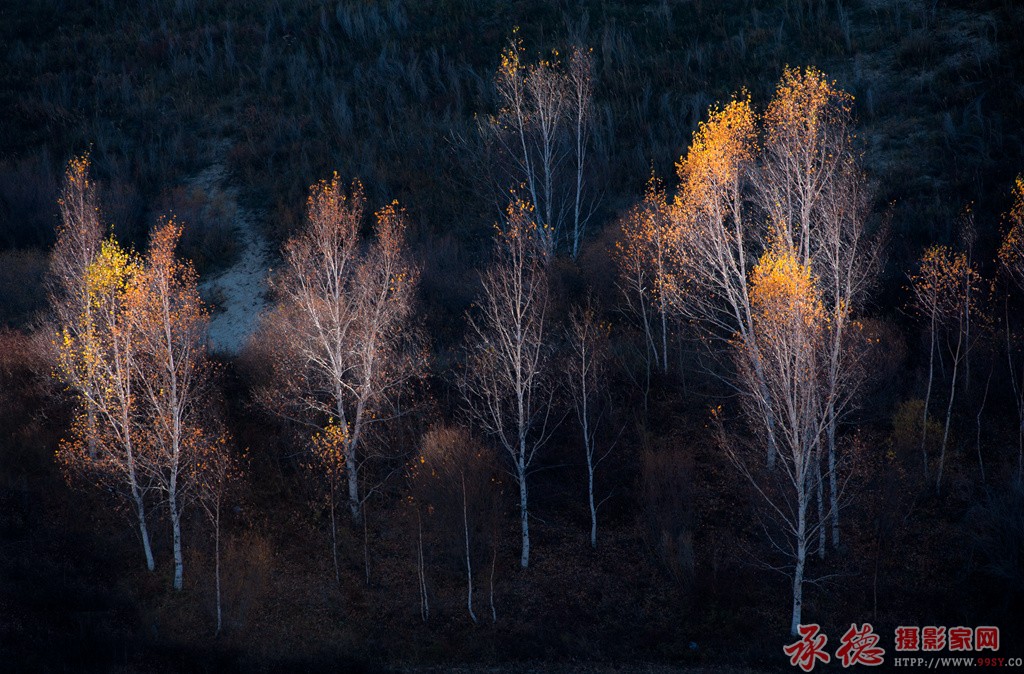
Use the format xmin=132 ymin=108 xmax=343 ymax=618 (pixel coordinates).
xmin=936 ymin=330 xmax=963 ymax=492
xmin=921 ymin=312 xmax=936 ymax=476
xmin=462 ymin=474 xmax=477 ymax=623
xmin=214 ymin=504 xmax=222 ymax=635
xmin=790 ymin=495 xmax=808 ymax=636
xmin=518 ymin=455 xmax=530 ymax=569
xmin=587 ymin=447 xmax=597 ymax=549
xmin=170 ymin=488 xmax=183 ymax=591
xmin=132 ymin=485 xmax=155 ymax=572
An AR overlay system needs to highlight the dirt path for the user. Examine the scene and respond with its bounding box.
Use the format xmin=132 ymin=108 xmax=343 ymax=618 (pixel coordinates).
xmin=192 ymin=151 xmax=271 ymax=356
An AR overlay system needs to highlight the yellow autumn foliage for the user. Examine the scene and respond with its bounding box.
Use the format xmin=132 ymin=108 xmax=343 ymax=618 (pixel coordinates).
xmin=749 ymin=243 xmax=824 ymax=331
xmin=86 ymin=238 xmax=138 ymax=308
xmin=764 ymin=65 xmax=851 ymax=151
xmin=311 ymin=422 xmax=350 ymax=479
xmin=675 ymin=95 xmax=756 ymax=213
xmin=998 ymin=176 xmax=1024 ymax=285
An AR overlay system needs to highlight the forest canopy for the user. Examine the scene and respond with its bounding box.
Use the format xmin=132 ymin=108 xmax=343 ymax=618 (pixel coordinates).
xmin=1 ymin=0 xmax=1023 ymax=671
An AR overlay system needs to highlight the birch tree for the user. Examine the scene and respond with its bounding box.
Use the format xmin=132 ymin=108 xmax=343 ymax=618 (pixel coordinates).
xmin=55 ymin=236 xmax=156 ymax=572
xmin=262 ymin=176 xmax=423 ymax=523
xmin=566 ymin=298 xmax=613 ymax=548
xmin=998 ymin=175 xmax=1024 ymax=483
xmin=487 ymin=31 xmax=597 ymax=257
xmin=49 ymin=154 xmax=103 ymax=337
xmin=673 ymin=70 xmax=877 ymax=539
xmin=127 ymin=216 xmax=211 ymax=591
xmin=757 ymin=67 xmax=878 ymax=547
xmin=811 ymin=160 xmax=880 ymax=548
xmin=670 ymin=95 xmax=778 ymax=464
xmin=910 ymin=246 xmax=944 ymax=478
xmin=724 ymin=240 xmax=833 ymax=636
xmin=410 ymin=425 xmax=496 ymax=623
xmin=614 ymin=176 xmax=677 ymax=377
xmin=309 ymin=423 xmax=348 ymax=585
xmin=567 ymin=44 xmax=596 ymax=259
xmin=756 ymin=67 xmax=852 ymax=267
xmin=461 ymin=200 xmax=556 ymax=569
xmin=191 ymin=428 xmax=238 ymax=635
xmin=49 ymin=154 xmax=103 ymax=458
xmin=910 ymin=244 xmax=981 ymax=491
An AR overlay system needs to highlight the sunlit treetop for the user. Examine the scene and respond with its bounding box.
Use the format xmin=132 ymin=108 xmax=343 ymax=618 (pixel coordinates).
xmin=498 ymin=26 xmax=525 ymax=79
xmin=500 ymin=196 xmax=542 ymax=242
xmin=998 ymin=175 xmax=1024 ymax=290
xmin=1012 ymin=175 xmax=1024 ymax=226
xmin=128 ymin=215 xmax=209 ymax=335
xmin=375 ymin=199 xmax=407 ymax=250
xmin=373 ymin=199 xmax=417 ymax=299
xmin=495 ymin=28 xmax=528 ymax=125
xmin=676 ymin=94 xmax=756 ymax=210
xmin=307 ymin=173 xmax=365 ymax=224
xmin=910 ymin=244 xmax=980 ymax=320
xmin=495 ymin=25 xmax=564 ymax=79
xmin=764 ymin=65 xmax=852 ymax=152
xmin=53 ymin=151 xmax=102 ymax=272
xmin=147 ymin=216 xmax=195 ymax=282
xmin=614 ymin=174 xmax=673 ymax=264
xmin=62 ymin=153 xmax=94 ymax=194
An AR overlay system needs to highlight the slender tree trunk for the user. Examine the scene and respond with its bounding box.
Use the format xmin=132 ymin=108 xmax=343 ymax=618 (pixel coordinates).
xmin=571 ymin=66 xmax=589 ymax=260
xmin=214 ymin=504 xmax=222 ymax=635
xmin=541 ymin=129 xmax=556 ymax=254
xmin=86 ymin=406 xmax=97 ymax=459
xmin=815 ymin=458 xmax=825 ymax=560
xmin=132 ymin=485 xmax=156 ymax=572
xmin=587 ymin=447 xmax=597 ymax=549
xmin=581 ymin=385 xmax=598 ymax=548
xmin=976 ymin=365 xmax=992 ymax=483
xmin=330 ymin=482 xmax=340 ymax=585
xmin=417 ymin=507 xmax=428 ymax=621
xmin=340 ymin=394 xmax=362 ymax=522
xmin=125 ymin=380 xmax=152 ymax=570
xmin=345 ymin=444 xmax=361 ymax=521
xmin=170 ymin=491 xmax=184 ymax=591
xmin=363 ymin=496 xmax=370 ymax=587
xmin=641 ymin=299 xmax=657 ymax=375
xmin=733 ymin=202 xmax=777 ymax=470
xmin=462 ymin=473 xmax=477 ymax=623
xmin=489 ymin=544 xmax=497 ymax=623
xmin=572 ymin=113 xmax=584 ymax=260
xmin=790 ymin=497 xmax=807 ymax=637
xmin=513 ymin=88 xmax=540 ymax=237
xmin=921 ymin=313 xmax=936 ymax=476
xmin=660 ymin=307 xmax=669 ymax=376
xmin=518 ymin=454 xmax=530 ymax=569
xmin=936 ymin=332 xmax=962 ymax=493
xmin=343 ymin=439 xmax=359 ymax=520
xmin=765 ymin=387 xmax=778 ymax=470
xmin=827 ymin=413 xmax=839 ymax=549
xmin=825 ymin=296 xmax=843 ymax=551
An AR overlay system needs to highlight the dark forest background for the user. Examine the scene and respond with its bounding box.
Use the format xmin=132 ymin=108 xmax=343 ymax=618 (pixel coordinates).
xmin=2 ymin=0 xmax=1024 ymax=671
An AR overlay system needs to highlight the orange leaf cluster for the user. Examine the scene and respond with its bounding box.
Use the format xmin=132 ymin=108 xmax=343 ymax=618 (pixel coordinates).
xmin=750 ymin=243 xmax=824 ymax=332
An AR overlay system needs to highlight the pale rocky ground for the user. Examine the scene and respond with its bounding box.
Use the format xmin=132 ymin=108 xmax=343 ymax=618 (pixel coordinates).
xmin=191 ymin=147 xmax=271 ymax=356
